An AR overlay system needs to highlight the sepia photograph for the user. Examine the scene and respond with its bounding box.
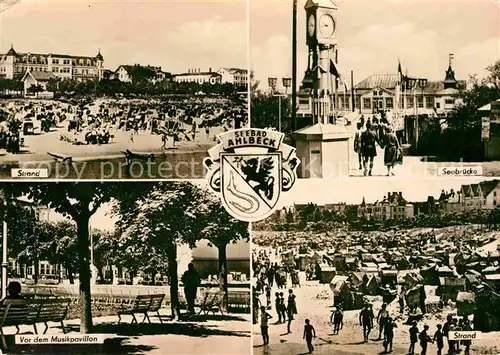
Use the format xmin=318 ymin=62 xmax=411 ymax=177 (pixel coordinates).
xmin=252 ymin=178 xmax=500 ymax=354
xmin=250 ymin=0 xmax=500 ymax=179
xmin=0 ymin=0 xmax=249 ymax=179
xmin=0 ymin=181 xmax=250 ymax=354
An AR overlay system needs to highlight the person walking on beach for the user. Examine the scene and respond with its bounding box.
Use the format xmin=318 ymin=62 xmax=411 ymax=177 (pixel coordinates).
xmin=434 ymin=324 xmax=444 ymax=355
xmin=331 ymin=306 xmax=343 ymax=335
xmin=286 ymin=289 xmax=297 ymax=334
xmin=260 ymin=306 xmax=272 ymax=346
xmin=377 ymin=303 xmax=389 ymax=340
xmin=359 ymin=304 xmax=374 ymax=342
xmin=275 ymin=292 xmax=282 ymax=323
xmin=409 ymin=321 xmax=419 ymax=355
xmin=420 ymin=324 xmax=432 ymax=355
xmin=279 ymin=292 xmax=287 ymax=323
xmin=303 ymin=319 xmax=316 ymax=354
xmin=383 ymin=316 xmax=396 ymax=353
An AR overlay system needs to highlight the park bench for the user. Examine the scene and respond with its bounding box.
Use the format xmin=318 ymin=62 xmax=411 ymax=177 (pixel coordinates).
xmin=197 ymin=291 xmax=224 ymax=316
xmin=117 ymin=294 xmax=165 ymax=324
xmin=228 ymin=291 xmax=250 ymax=312
xmin=0 ymin=298 xmax=71 ymax=349
xmin=47 ymin=151 xmax=73 ymax=165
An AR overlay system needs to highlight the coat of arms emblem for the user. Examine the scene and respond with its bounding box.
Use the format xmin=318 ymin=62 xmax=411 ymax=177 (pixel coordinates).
xmin=204 ymin=128 xmax=300 ymax=222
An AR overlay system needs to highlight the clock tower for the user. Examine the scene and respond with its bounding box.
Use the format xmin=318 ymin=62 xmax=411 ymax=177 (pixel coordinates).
xmin=303 ymin=0 xmax=340 ymax=125
xmin=294 ymin=0 xmax=351 ymax=178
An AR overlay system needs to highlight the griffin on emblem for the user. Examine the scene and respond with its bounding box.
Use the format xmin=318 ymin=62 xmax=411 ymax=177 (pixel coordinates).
xmin=240 ymin=157 xmax=275 ymax=201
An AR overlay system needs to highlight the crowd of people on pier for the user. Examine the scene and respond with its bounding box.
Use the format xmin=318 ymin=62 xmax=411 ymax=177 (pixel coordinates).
xmin=353 ymin=114 xmax=403 ymax=177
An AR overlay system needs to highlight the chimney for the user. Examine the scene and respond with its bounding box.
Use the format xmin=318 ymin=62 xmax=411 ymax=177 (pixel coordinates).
xmin=387 ymin=192 xmax=391 ymax=199
xmin=399 ymin=192 xmax=403 ymax=199
xmin=209 ymin=67 xmax=212 ymax=72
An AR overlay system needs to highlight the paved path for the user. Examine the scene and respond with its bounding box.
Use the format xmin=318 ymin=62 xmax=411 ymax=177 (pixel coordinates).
xmin=3 ymin=312 xmax=251 ymax=354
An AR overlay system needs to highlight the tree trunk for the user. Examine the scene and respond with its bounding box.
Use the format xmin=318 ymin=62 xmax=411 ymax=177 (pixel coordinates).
xmin=217 ymin=243 xmax=229 ymax=311
xmin=76 ymin=215 xmax=93 ymax=333
xmin=151 ymin=271 xmax=156 ymax=286
xmin=33 ymin=258 xmax=39 ymax=284
xmin=67 ymin=266 xmax=75 ymax=285
xmin=109 ymin=265 xmax=113 ymax=284
xmin=166 ymin=241 xmax=180 ymax=319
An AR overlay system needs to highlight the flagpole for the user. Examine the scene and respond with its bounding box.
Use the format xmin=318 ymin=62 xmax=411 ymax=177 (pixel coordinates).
xmin=351 ymin=70 xmax=355 ymax=113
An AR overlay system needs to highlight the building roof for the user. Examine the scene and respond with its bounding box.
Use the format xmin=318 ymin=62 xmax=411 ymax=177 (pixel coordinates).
xmin=174 ymin=71 xmax=221 ymax=77
xmin=345 ymin=73 xmax=466 ymax=94
xmin=95 ymin=50 xmax=103 ymax=61
xmin=23 ymin=71 xmax=56 ymax=82
xmin=355 ymin=74 xmax=399 ymax=90
xmin=220 ymin=68 xmax=247 ymax=74
xmin=6 ymin=45 xmax=16 ymax=56
xmin=480 ymin=180 xmax=499 ymax=197
xmin=444 ymin=65 xmax=457 ymax=84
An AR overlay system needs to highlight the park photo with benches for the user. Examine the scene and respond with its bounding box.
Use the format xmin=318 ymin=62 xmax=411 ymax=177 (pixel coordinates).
xmin=0 ymin=181 xmax=251 ymax=354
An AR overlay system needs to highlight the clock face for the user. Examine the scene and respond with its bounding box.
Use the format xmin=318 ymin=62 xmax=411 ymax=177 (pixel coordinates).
xmin=307 ymin=15 xmax=315 ymax=37
xmin=319 ymin=14 xmax=335 ymax=38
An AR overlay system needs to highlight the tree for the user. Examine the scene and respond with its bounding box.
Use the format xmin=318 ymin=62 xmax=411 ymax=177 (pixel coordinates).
xmin=0 ymin=182 xmax=125 ymax=333
xmin=113 ymin=182 xmax=213 ymax=319
xmin=201 ymin=196 xmax=249 ymax=308
xmin=441 ymin=60 xmax=500 ymax=161
xmin=484 ymin=60 xmax=500 ymax=90
xmin=49 ymin=220 xmax=79 ymax=284
xmin=27 ymin=84 xmax=44 ymax=98
xmin=251 ymin=93 xmax=293 ymax=142
xmin=46 ymin=78 xmax=60 ymax=93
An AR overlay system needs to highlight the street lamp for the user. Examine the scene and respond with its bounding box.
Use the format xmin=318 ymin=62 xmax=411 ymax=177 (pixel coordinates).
xmin=282 ymin=77 xmax=292 ymax=95
xmin=268 ymin=76 xmax=290 ymax=133
xmin=415 ymin=78 xmax=428 ymax=151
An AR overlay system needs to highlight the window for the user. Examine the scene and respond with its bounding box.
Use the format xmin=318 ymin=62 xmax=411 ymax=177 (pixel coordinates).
xmin=52 ymin=67 xmax=59 ymax=73
xmin=63 ymin=59 xmax=70 ymax=65
xmin=52 ymin=59 xmax=59 ymax=64
xmin=72 ymin=60 xmax=76 ymax=65
xmin=426 ymin=96 xmax=435 ymax=108
xmin=436 ymin=102 xmax=441 ymax=109
xmin=407 ymin=97 xmax=414 ymax=108
xmin=417 ymin=96 xmax=424 ymax=108
xmin=445 ymin=99 xmax=454 ymax=105
xmin=385 ymin=98 xmax=394 ymax=109
xmin=363 ymin=98 xmax=371 ymax=109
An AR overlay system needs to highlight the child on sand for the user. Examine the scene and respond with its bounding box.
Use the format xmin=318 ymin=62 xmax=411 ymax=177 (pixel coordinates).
xmin=303 ymin=319 xmax=316 ymax=353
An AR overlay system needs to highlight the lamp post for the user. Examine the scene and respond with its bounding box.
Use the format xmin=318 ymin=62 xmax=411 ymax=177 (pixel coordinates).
xmin=416 ymin=78 xmax=428 ymax=152
xmin=268 ymin=77 xmax=290 ymax=133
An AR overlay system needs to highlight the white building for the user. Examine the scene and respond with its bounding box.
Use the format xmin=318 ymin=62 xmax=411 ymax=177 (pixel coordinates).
xmin=358 ymin=192 xmax=414 ymax=220
xmin=217 ymin=68 xmax=248 ymax=87
xmin=114 ymin=64 xmax=170 ymax=83
xmin=21 ymin=70 xmax=56 ymax=98
xmin=173 ymin=68 xmax=222 ymax=85
xmin=0 ymin=45 xmax=104 ymax=82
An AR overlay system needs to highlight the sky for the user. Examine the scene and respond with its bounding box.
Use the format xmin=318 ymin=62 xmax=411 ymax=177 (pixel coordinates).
xmin=0 ymin=0 xmax=248 ymax=74
xmin=250 ymin=0 xmax=500 ymax=91
xmin=277 ymin=177 xmax=499 ymax=208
